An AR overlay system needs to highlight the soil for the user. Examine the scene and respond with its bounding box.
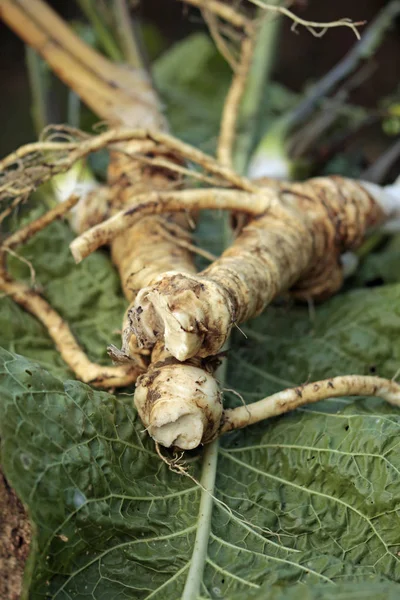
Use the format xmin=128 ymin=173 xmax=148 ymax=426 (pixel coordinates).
xmin=0 ymin=470 xmax=31 ymax=600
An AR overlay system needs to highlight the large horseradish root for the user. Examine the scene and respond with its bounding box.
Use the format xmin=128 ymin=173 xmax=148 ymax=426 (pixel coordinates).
xmin=128 ymin=176 xmax=391 ymax=360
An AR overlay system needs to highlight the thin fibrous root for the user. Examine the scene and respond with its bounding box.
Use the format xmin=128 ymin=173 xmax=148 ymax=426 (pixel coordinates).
xmin=202 ymin=6 xmax=241 ymax=71
xmin=0 ymin=195 xmax=80 ymax=268
xmin=181 ymin=0 xmax=365 ymax=39
xmin=0 ymin=276 xmax=143 ymax=387
xmin=0 ymin=191 xmax=145 ymax=388
xmin=0 ymin=127 xmax=257 ymax=202
xmin=129 ymin=177 xmax=389 ymax=361
xmin=69 ymin=189 xmax=273 ymax=263
xmin=221 ymin=375 xmax=400 ymax=433
xmin=247 ymin=1 xmax=366 ymax=39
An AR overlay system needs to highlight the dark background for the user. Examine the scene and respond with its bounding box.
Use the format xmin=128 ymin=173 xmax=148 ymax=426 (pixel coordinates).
xmin=0 ymin=0 xmax=399 ymax=167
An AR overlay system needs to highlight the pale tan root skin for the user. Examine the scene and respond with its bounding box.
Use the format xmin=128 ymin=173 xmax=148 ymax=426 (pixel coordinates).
xmin=221 ymin=375 xmax=400 ymax=433
xmin=134 ymin=345 xmax=222 ymax=449
xmin=70 ymin=189 xmax=272 ymax=262
xmin=129 ymin=176 xmax=386 ymax=361
xmin=0 ymin=277 xmax=142 ymax=387
xmin=0 ymin=194 xmax=143 ymax=387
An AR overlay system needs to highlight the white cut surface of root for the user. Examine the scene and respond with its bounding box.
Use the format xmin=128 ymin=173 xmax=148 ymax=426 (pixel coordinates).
xmin=134 ymin=360 xmax=222 ymax=449
xmin=132 ymin=272 xmax=233 ymax=361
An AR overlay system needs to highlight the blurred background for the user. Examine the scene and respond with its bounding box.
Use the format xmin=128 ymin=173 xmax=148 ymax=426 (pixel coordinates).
xmin=0 ymin=0 xmax=399 ymax=180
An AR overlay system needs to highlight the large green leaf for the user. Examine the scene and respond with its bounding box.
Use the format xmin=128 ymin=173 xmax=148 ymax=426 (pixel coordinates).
xmin=2 ymin=280 xmax=400 ymax=597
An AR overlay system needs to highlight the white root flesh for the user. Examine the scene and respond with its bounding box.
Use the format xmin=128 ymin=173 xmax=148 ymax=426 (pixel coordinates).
xmin=362 ymin=178 xmax=400 ymax=233
xmin=134 ymin=358 xmax=222 ymax=449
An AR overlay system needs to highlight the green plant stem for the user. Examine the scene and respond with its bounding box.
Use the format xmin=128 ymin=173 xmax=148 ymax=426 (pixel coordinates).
xmin=67 ymin=92 xmax=81 ymax=128
xmin=112 ymin=0 xmax=145 ymax=69
xmin=234 ymin=3 xmax=282 ymax=174
xmin=181 ymin=439 xmax=219 ymax=600
xmin=76 ymin=0 xmax=123 ymax=61
xmin=362 ymin=137 xmax=400 ymax=184
xmin=25 ymin=47 xmax=48 ymax=136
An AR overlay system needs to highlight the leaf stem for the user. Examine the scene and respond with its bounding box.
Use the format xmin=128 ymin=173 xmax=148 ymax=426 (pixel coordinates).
xmin=181 ymin=439 xmax=219 ymax=600
xmin=76 ymin=0 xmax=123 ymax=61
xmin=25 ymin=47 xmax=48 ymax=136
xmin=112 ymin=0 xmax=146 ymax=69
xmin=234 ymin=3 xmax=282 ymax=174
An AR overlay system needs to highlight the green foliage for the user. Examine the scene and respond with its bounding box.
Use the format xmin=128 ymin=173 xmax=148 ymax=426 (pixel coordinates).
xmin=1 ymin=31 xmax=400 ymax=600
xmin=153 ymin=33 xmax=231 ymax=153
xmin=2 ymin=278 xmax=400 ymax=597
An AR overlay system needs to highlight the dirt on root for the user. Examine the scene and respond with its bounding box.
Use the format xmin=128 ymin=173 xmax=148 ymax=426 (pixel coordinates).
xmin=0 ymin=469 xmax=31 ymax=600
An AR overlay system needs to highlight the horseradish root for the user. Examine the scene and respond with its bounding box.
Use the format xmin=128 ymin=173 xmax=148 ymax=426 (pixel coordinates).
xmin=221 ymin=375 xmax=400 ymax=434
xmin=3 ymin=0 xmax=400 ymax=454
xmin=0 ymin=196 xmax=143 ymax=387
xmin=128 ymin=176 xmax=389 ymax=360
xmin=137 ymin=372 xmax=400 ymax=448
xmin=134 ymin=345 xmax=222 ymax=449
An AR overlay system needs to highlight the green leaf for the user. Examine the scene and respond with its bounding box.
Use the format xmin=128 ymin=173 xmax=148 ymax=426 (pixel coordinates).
xmin=153 ymin=33 xmax=231 ymax=152
xmin=351 ymin=235 xmax=400 ymax=287
xmin=2 ymin=282 xmax=400 ymax=597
